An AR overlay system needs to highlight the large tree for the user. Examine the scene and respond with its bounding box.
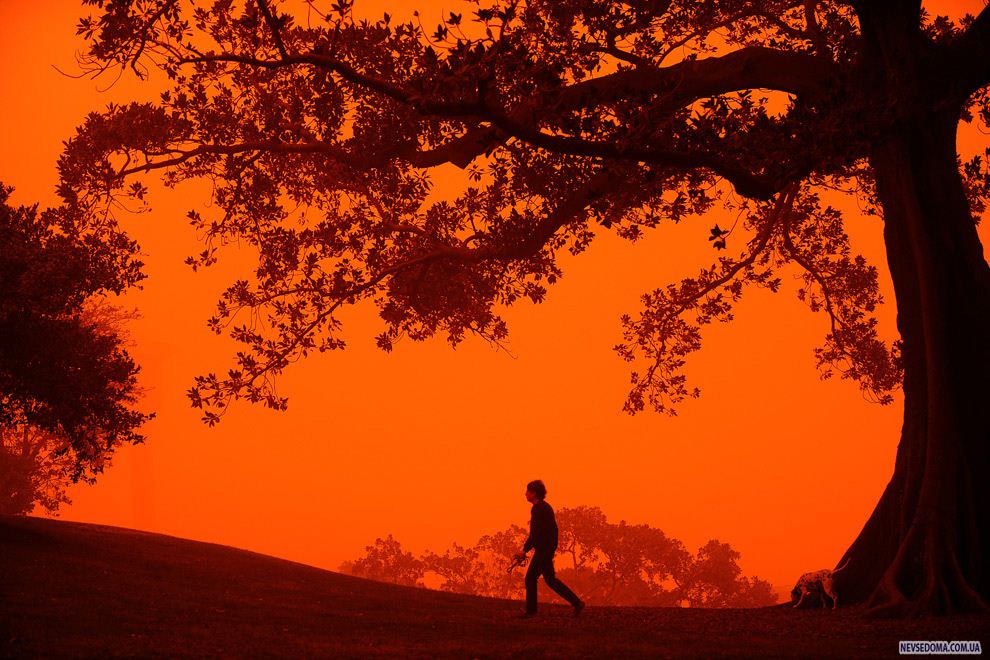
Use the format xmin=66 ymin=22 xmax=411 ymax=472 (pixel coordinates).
xmin=63 ymin=0 xmax=990 ymax=614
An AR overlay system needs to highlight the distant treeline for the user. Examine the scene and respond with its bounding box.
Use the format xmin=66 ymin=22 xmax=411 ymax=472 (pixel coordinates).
xmin=340 ymin=505 xmax=777 ymax=608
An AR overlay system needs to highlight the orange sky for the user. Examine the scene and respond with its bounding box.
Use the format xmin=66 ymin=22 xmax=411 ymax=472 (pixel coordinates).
xmin=1 ymin=0 xmax=987 ymax=596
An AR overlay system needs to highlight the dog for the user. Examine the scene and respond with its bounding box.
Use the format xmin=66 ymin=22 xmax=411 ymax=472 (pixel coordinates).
xmin=791 ymin=558 xmax=851 ymax=609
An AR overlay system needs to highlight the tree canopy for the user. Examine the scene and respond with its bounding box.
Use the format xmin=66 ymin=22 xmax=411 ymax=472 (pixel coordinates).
xmin=61 ymin=0 xmax=986 ymax=423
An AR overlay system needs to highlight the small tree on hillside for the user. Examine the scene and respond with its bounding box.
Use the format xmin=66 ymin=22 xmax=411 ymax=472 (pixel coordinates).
xmin=682 ymin=539 xmax=776 ymax=608
xmin=0 ymin=425 xmax=75 ymax=515
xmin=421 ymin=542 xmax=488 ymax=594
xmin=349 ymin=534 xmax=426 ymax=587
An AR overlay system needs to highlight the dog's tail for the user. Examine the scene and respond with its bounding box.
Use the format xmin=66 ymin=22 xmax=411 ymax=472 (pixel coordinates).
xmin=833 ymin=557 xmax=851 ymax=574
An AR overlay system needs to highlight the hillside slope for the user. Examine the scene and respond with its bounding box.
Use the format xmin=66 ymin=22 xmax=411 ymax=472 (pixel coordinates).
xmin=1 ymin=515 xmax=986 ymax=657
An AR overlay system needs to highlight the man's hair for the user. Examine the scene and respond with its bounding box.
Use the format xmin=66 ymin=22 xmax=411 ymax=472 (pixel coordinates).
xmin=527 ymin=480 xmax=547 ymax=499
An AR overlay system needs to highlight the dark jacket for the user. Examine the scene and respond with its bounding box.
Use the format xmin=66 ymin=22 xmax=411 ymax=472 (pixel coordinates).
xmin=523 ymin=499 xmax=558 ymax=554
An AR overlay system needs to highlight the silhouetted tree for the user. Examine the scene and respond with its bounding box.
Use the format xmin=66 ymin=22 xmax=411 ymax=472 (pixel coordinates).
xmin=481 ymin=526 xmax=532 ymax=597
xmin=345 ymin=506 xmax=774 ymax=607
xmin=0 ymin=185 xmax=149 ymax=493
xmin=683 ymin=540 xmax=776 ymax=608
xmin=734 ymin=576 xmax=779 ymax=608
xmin=434 ymin=526 xmax=527 ymax=598
xmin=66 ymin=0 xmax=990 ymax=614
xmin=555 ymin=506 xmax=769 ymax=607
xmin=1 ymin=425 xmax=74 ymax=515
xmin=349 ymin=534 xmax=425 ymax=587
xmin=421 ymin=542 xmax=488 ymax=594
xmin=1 ymin=302 xmax=141 ymax=515
xmin=555 ymin=508 xmax=690 ymax=606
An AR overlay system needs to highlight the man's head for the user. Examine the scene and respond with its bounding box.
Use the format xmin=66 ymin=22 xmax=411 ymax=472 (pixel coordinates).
xmin=525 ymin=479 xmax=547 ymax=503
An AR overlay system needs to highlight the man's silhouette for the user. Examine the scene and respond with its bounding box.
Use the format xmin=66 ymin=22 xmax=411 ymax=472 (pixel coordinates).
xmin=514 ymin=479 xmax=584 ymax=618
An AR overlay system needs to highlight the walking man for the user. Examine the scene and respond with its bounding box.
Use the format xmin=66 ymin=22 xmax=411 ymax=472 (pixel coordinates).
xmin=514 ymin=479 xmax=584 ymax=618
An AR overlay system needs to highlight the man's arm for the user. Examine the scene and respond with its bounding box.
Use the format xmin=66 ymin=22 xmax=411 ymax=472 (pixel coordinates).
xmin=522 ymin=519 xmax=536 ymax=553
xmin=522 ymin=506 xmax=539 ymax=553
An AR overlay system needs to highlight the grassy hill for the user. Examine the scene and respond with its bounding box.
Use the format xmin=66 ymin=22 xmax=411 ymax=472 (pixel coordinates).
xmin=2 ymin=515 xmax=986 ymax=658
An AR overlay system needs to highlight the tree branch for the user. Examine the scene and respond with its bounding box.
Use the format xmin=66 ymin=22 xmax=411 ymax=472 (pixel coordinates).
xmin=482 ymin=95 xmax=787 ymax=199
xmin=180 ymin=53 xmax=483 ymax=116
xmin=255 ymin=0 xmax=290 ymax=60
xmin=115 ymin=137 xmax=495 ymax=180
xmin=119 ymin=0 xmax=180 ymax=77
xmin=180 ymin=46 xmax=832 ymax=198
xmin=182 ymin=45 xmax=835 ymax=131
xmin=803 ymin=1 xmax=830 ymax=56
xmin=665 ymin=186 xmax=796 ymax=323
xmin=753 ymin=11 xmax=807 ymax=41
xmin=116 ymin=141 xmax=352 ymax=178
xmin=399 ymin=127 xmax=503 ymax=169
xmin=477 ymin=169 xmax=623 ymax=260
xmin=781 ymin=211 xmax=842 ymax=338
xmin=628 ymin=185 xmax=797 ymax=410
xmin=531 ymin=46 xmax=835 ymax=118
xmin=947 ymin=5 xmax=990 ymax=96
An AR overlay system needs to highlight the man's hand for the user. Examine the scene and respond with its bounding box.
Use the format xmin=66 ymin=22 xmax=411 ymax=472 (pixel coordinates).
xmin=507 ymin=552 xmax=529 ymax=573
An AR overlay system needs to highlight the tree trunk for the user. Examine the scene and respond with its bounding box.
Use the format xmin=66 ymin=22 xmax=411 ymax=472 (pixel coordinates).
xmin=832 ymin=101 xmax=990 ymax=615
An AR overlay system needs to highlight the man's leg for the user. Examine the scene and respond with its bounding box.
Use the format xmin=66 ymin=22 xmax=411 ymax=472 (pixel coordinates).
xmin=524 ymin=557 xmax=541 ymax=614
xmin=540 ymin=554 xmax=582 ymax=608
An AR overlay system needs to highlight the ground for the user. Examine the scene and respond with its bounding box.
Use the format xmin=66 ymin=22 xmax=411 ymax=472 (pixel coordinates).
xmin=1 ymin=516 xmax=987 ymax=658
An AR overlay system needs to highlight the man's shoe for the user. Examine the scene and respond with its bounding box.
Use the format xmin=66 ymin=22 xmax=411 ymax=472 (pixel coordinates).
xmin=572 ymin=601 xmax=585 ymax=617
